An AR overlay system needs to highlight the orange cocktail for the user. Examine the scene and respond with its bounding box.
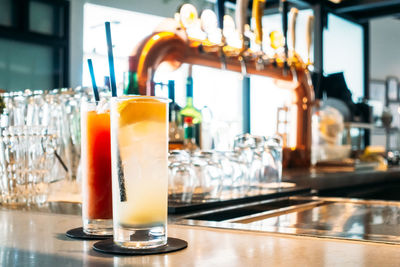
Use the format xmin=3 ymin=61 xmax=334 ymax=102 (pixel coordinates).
xmin=81 ymin=100 xmax=113 ymax=235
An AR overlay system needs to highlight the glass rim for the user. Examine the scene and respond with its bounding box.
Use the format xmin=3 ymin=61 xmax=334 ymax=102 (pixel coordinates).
xmin=111 ymin=95 xmax=171 ymax=103
xmin=81 ymin=99 xmax=110 ymax=113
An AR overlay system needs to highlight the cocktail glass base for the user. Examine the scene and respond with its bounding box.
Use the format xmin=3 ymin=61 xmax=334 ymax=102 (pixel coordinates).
xmin=83 ymin=218 xmax=113 ymax=235
xmin=113 ymin=225 xmax=167 ymax=249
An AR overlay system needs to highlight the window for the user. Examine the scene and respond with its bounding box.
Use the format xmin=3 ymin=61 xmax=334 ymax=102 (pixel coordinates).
xmin=0 ymin=0 xmax=69 ymax=91
xmin=82 ymin=4 xmax=164 ymax=92
xmin=250 ymin=10 xmax=313 ymax=138
xmin=250 ymin=77 xmax=293 ymax=138
xmin=0 ymin=38 xmax=53 ymax=91
xmin=29 ymin=1 xmax=56 ymax=35
xmin=0 ymin=0 xmax=12 ymax=27
xmin=323 ymin=13 xmax=364 ymax=102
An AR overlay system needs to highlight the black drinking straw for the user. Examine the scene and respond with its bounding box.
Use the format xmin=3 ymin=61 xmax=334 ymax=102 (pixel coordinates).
xmin=105 ymin=22 xmax=117 ymax=97
xmin=105 ymin=22 xmax=126 ymax=201
xmin=87 ymin=59 xmax=100 ymax=102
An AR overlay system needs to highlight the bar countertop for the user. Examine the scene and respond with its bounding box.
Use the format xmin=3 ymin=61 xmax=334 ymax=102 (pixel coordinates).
xmin=283 ymin=167 xmax=400 ymax=192
xmin=2 ymin=208 xmax=400 ymax=266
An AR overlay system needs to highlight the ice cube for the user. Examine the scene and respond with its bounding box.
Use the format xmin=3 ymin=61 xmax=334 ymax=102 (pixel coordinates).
xmin=96 ymin=98 xmax=110 ymax=114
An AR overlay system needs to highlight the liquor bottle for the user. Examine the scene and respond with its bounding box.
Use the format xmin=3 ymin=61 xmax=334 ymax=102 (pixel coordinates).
xmin=124 ymin=57 xmax=139 ymax=95
xmin=183 ymin=116 xmax=198 ymax=152
xmin=168 ymin=80 xmax=184 ymax=150
xmin=179 ymin=65 xmax=202 ymax=147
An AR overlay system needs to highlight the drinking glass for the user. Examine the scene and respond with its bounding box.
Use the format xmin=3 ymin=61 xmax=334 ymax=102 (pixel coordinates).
xmin=222 ymin=151 xmax=249 ymax=198
xmin=81 ymin=99 xmax=113 ymax=235
xmin=191 ymin=151 xmax=223 ymax=200
xmin=0 ymin=125 xmax=57 ymax=205
xmin=110 ymin=96 xmax=169 ymax=249
xmin=233 ymin=134 xmax=260 ymax=193
xmin=0 ymin=126 xmax=27 ymax=205
xmin=260 ymin=136 xmax=283 ymax=187
xmin=45 ymin=92 xmax=70 ymax=181
xmin=168 ymin=151 xmax=196 ymax=203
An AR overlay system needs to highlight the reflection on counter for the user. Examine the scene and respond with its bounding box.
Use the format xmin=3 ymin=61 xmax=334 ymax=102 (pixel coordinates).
xmin=179 ymin=196 xmax=400 ymax=245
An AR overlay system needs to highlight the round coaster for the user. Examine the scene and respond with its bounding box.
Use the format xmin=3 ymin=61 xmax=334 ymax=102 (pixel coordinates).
xmin=93 ymin=237 xmax=188 ymax=255
xmin=66 ymin=227 xmax=113 ymax=240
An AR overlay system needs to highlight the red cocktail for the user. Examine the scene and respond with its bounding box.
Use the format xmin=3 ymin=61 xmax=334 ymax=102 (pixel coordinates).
xmin=81 ymin=100 xmax=113 ymax=235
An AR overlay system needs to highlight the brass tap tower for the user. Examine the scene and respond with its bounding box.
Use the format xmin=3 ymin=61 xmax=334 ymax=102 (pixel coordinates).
xmin=128 ymin=3 xmax=315 ymax=168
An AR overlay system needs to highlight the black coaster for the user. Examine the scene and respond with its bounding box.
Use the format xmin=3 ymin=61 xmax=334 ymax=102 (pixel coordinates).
xmin=66 ymin=227 xmax=113 ymax=240
xmin=93 ymin=237 xmax=188 ymax=255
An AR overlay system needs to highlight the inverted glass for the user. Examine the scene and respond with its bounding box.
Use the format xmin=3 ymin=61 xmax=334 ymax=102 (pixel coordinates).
xmin=81 ymin=100 xmax=113 ymax=235
xmin=110 ymin=96 xmax=169 ymax=249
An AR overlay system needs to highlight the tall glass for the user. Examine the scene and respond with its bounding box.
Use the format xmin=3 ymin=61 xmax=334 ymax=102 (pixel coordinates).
xmin=110 ymin=96 xmax=169 ymax=249
xmin=81 ymin=100 xmax=113 ymax=235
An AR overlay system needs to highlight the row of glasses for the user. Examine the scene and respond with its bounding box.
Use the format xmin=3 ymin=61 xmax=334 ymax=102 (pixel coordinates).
xmin=168 ymin=150 xmax=225 ymax=203
xmin=168 ymin=134 xmax=283 ymax=204
xmin=234 ymin=133 xmax=283 ymax=191
xmin=2 ymin=90 xmax=72 ymax=182
xmin=0 ymin=125 xmax=58 ymax=205
xmin=0 ymin=87 xmax=110 ymax=205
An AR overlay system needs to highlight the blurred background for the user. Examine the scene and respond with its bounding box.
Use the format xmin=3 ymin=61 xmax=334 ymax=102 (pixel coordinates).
xmin=0 ymin=0 xmax=399 ymax=150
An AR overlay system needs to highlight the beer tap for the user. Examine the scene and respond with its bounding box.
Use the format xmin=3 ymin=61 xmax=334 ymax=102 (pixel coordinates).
xmin=215 ymin=0 xmax=227 ymax=69
xmin=288 ymin=7 xmax=299 ymax=65
xmin=305 ymin=15 xmax=314 ymax=67
xmin=181 ymin=3 xmax=214 ymax=41
xmin=179 ymin=4 xmax=199 ymax=32
xmin=200 ymin=9 xmax=219 ymax=43
xmin=269 ymin=30 xmax=284 ymax=67
xmin=129 ymin=3 xmax=316 ymax=168
xmin=146 ymin=67 xmax=155 ymax=96
xmin=235 ymin=0 xmax=250 ymax=76
xmin=280 ymin=0 xmax=289 ymax=73
xmin=252 ymin=0 xmax=266 ymax=70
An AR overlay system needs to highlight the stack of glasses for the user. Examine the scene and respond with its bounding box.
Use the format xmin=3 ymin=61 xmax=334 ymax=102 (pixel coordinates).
xmin=168 ymin=134 xmax=283 ymax=203
xmin=0 ymin=88 xmax=98 ymax=205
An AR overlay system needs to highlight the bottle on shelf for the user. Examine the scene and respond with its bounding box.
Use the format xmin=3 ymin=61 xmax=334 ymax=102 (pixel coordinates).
xmin=123 ymin=58 xmax=139 ymax=95
xmin=168 ymin=80 xmax=184 ymax=150
xmin=183 ymin=116 xmax=199 ymax=152
xmin=179 ymin=65 xmax=202 ymax=147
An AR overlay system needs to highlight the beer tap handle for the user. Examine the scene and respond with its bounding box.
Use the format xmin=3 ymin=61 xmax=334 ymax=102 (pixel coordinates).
xmin=280 ymin=0 xmax=289 ymax=74
xmin=235 ymin=0 xmax=249 ymax=75
xmin=252 ymin=0 xmax=266 ymax=48
xmin=306 ymin=15 xmax=314 ymax=66
xmin=252 ymin=0 xmax=266 ymax=70
xmin=235 ymin=0 xmax=249 ymax=51
xmin=215 ymin=0 xmax=227 ymax=69
xmin=280 ymin=0 xmax=288 ymax=61
xmin=289 ymin=7 xmax=299 ymax=57
xmin=215 ymin=0 xmax=225 ymax=31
